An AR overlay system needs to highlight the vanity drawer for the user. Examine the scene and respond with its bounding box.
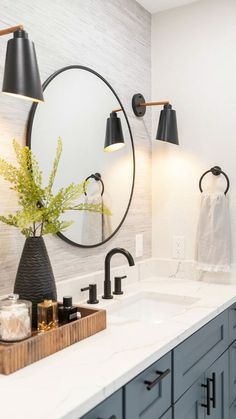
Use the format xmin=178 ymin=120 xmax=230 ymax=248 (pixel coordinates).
xmin=124 ymin=352 xmax=171 ymax=419
xmin=173 ymin=310 xmax=228 ymax=402
xmin=230 ymin=402 xmax=236 ymax=419
xmin=81 ymin=389 xmax=122 ymax=419
xmin=229 ymin=302 xmax=236 ymax=343
xmin=229 ymin=340 xmax=236 ymax=407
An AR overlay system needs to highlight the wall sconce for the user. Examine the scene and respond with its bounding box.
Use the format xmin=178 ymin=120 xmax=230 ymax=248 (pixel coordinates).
xmin=0 ymin=24 xmax=44 ymax=103
xmin=104 ymin=110 xmax=125 ymax=152
xmin=132 ymin=93 xmax=179 ymax=145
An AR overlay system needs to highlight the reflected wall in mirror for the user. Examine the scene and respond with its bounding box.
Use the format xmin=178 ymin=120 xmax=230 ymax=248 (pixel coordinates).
xmin=27 ymin=66 xmax=135 ymax=247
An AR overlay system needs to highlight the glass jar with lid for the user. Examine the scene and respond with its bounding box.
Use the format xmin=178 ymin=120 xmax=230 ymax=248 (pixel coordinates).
xmin=0 ymin=294 xmax=32 ymax=342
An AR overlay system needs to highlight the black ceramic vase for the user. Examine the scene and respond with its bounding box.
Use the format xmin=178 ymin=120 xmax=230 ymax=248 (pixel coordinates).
xmin=14 ymin=236 xmax=57 ymax=329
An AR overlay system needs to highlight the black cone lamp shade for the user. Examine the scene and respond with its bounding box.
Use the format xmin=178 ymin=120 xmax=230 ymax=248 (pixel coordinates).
xmin=2 ymin=30 xmax=44 ymax=102
xmin=156 ymin=104 xmax=179 ymax=145
xmin=104 ymin=112 xmax=125 ymax=152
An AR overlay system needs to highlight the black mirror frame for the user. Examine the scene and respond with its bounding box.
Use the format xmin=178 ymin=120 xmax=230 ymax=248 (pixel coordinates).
xmin=26 ymin=65 xmax=135 ymax=248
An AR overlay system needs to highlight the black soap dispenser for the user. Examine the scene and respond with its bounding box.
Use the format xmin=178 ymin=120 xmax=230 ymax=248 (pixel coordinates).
xmin=58 ymin=296 xmax=78 ymax=325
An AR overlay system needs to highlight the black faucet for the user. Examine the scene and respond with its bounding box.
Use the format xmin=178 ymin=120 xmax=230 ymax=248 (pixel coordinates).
xmin=102 ymin=248 xmax=135 ymax=299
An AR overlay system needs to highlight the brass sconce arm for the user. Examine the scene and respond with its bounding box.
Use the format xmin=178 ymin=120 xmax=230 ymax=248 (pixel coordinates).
xmin=0 ymin=25 xmax=24 ymax=36
xmin=113 ymin=100 xmax=170 ymax=115
xmin=112 ymin=107 xmax=123 ymax=113
xmin=139 ymin=100 xmax=169 ymax=107
xmin=132 ymin=93 xmax=170 ymax=116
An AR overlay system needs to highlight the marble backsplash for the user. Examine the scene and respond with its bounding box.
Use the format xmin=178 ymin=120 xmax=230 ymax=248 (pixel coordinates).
xmin=56 ymin=257 xmax=236 ymax=304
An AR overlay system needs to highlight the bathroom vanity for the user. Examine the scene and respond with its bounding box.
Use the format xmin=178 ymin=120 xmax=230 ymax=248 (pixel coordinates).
xmin=82 ymin=300 xmax=235 ymax=419
xmin=0 ymin=276 xmax=236 ymax=419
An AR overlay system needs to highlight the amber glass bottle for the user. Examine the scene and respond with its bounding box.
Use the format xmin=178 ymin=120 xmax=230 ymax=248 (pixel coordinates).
xmin=37 ymin=300 xmax=58 ymax=332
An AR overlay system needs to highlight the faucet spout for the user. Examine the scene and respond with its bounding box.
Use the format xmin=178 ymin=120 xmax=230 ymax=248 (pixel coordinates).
xmin=102 ymin=248 xmax=135 ymax=299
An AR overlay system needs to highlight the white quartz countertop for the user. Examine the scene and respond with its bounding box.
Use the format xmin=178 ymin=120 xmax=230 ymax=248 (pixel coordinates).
xmin=1 ymin=276 xmax=236 ymax=419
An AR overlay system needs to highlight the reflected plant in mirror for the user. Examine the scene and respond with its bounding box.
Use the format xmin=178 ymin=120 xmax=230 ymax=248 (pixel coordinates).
xmin=0 ymin=138 xmax=108 ymax=237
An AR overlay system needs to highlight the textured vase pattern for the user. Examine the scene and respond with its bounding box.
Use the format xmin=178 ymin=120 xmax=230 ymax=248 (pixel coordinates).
xmin=14 ymin=236 xmax=57 ymax=328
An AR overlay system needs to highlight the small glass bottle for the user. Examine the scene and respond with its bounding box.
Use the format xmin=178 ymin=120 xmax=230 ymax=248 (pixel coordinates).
xmin=0 ymin=294 xmax=32 ymax=342
xmin=37 ymin=300 xmax=58 ymax=332
xmin=58 ymin=296 xmax=78 ymax=325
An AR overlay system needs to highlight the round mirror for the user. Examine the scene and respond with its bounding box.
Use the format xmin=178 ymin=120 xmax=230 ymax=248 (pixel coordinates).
xmin=27 ymin=66 xmax=135 ymax=247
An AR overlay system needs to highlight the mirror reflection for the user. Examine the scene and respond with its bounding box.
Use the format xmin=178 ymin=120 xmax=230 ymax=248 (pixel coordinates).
xmin=27 ymin=66 xmax=135 ymax=247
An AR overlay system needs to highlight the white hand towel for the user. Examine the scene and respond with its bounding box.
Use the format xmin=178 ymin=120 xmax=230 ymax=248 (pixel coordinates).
xmin=81 ymin=193 xmax=102 ymax=246
xmin=102 ymin=198 xmax=112 ymax=241
xmin=81 ymin=187 xmax=112 ymax=245
xmin=195 ymin=192 xmax=231 ymax=272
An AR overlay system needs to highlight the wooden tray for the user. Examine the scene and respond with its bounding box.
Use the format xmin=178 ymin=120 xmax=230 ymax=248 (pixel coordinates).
xmin=0 ymin=305 xmax=106 ymax=375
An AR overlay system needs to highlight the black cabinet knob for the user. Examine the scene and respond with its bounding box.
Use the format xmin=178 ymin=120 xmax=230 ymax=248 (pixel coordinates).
xmin=113 ymin=275 xmax=126 ymax=295
xmin=81 ymin=284 xmax=99 ymax=304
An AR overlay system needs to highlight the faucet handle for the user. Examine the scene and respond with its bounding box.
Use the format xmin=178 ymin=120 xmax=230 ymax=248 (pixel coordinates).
xmin=113 ymin=275 xmax=126 ymax=295
xmin=81 ymin=284 xmax=99 ymax=304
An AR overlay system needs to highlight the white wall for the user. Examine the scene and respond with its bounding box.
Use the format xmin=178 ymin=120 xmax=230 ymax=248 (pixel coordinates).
xmin=152 ymin=0 xmax=236 ymax=262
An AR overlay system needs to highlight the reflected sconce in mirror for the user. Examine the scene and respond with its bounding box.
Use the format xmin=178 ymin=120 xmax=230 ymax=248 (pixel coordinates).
xmin=132 ymin=93 xmax=179 ymax=145
xmin=0 ymin=24 xmax=44 ymax=103
xmin=104 ymin=110 xmax=125 ymax=152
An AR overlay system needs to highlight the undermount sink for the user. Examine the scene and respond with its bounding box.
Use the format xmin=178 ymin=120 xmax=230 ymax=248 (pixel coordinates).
xmin=108 ymin=292 xmax=199 ymax=324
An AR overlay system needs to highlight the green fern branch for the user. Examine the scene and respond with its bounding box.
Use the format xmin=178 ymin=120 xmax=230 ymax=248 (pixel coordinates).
xmin=0 ymin=138 xmax=110 ymax=237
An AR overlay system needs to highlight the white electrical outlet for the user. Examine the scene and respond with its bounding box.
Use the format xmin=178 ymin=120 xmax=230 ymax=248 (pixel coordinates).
xmin=135 ymin=234 xmax=143 ymax=258
xmin=172 ymin=236 xmax=185 ymax=259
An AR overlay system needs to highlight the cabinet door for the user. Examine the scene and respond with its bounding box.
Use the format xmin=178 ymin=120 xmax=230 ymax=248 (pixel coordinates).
xmin=229 ymin=303 xmax=236 ymax=343
xmin=124 ymin=352 xmax=171 ymax=419
xmin=174 ymin=375 xmax=205 ymax=419
xmin=81 ymin=389 xmax=122 ymax=419
xmin=229 ymin=402 xmax=236 ymax=419
xmin=173 ymin=310 xmax=229 ymax=402
xmin=203 ymin=351 xmax=229 ymax=419
xmin=161 ymin=408 xmax=172 ymax=419
xmin=229 ymin=340 xmax=236 ymax=407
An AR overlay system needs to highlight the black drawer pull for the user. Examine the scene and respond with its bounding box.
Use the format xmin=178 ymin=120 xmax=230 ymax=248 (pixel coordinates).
xmin=97 ymin=416 xmax=116 ymax=419
xmin=201 ymin=378 xmax=211 ymax=416
xmin=144 ymin=368 xmax=170 ymax=391
xmin=210 ymin=373 xmax=216 ymax=409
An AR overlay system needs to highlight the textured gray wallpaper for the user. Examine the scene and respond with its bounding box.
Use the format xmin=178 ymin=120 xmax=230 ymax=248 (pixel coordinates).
xmin=0 ymin=0 xmax=151 ymax=294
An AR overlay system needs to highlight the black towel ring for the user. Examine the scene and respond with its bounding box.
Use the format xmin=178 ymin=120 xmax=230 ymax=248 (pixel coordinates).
xmin=199 ymin=166 xmax=230 ymax=195
xmin=83 ymin=172 xmax=104 ymax=196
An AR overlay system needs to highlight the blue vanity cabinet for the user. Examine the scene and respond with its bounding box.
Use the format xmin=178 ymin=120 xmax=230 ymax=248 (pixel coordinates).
xmin=124 ymin=352 xmax=172 ymax=419
xmin=230 ymin=403 xmax=236 ymax=419
xmin=173 ymin=310 xmax=229 ymax=402
xmin=81 ymin=303 xmax=236 ymax=419
xmin=160 ymin=408 xmax=172 ymax=419
xmin=228 ymin=302 xmax=236 ymax=342
xmin=174 ymin=351 xmax=229 ymax=419
xmin=174 ymin=375 xmax=205 ymax=419
xmin=203 ymin=351 xmax=229 ymax=419
xmin=229 ymin=340 xmax=236 ymax=409
xmin=81 ymin=389 xmax=123 ymax=419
